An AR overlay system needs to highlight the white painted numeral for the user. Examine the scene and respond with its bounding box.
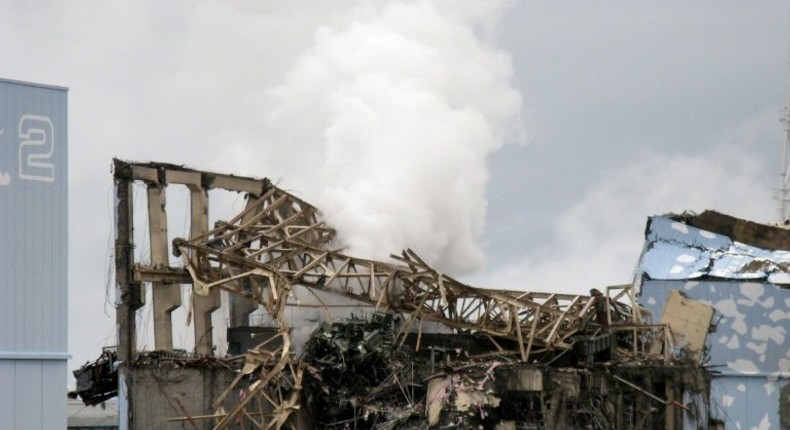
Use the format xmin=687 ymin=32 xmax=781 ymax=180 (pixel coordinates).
xmin=0 ymin=129 xmax=9 ymax=186
xmin=18 ymin=115 xmax=55 ymax=182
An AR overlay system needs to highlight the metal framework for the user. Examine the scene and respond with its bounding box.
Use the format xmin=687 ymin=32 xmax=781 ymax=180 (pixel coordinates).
xmin=173 ymin=190 xmax=644 ymax=360
xmin=115 ymin=160 xmax=668 ymax=429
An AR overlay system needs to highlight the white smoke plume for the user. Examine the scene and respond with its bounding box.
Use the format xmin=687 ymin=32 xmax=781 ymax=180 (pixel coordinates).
xmin=260 ymin=1 xmax=523 ymax=273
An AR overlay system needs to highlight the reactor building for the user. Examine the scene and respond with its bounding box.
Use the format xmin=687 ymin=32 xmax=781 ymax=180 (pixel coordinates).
xmin=0 ymin=77 xmax=68 ymax=429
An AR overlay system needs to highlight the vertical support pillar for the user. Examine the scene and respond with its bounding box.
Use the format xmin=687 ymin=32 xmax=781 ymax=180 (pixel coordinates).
xmin=114 ymin=161 xmax=143 ymax=362
xmin=188 ymin=179 xmax=221 ymax=355
xmin=113 ymin=160 xmax=144 ymax=430
xmin=148 ymin=182 xmax=180 ymax=350
xmin=665 ymin=379 xmax=676 ymax=430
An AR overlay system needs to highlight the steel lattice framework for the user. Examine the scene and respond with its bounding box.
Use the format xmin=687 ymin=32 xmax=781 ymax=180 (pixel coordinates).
xmin=115 ymin=160 xmax=667 ymax=430
xmin=167 ymin=181 xmax=661 ymax=429
xmin=174 ymin=187 xmax=640 ymax=360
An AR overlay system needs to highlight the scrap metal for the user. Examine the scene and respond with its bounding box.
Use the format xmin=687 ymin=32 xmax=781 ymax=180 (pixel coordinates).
xmin=69 ymin=347 xmax=119 ymax=406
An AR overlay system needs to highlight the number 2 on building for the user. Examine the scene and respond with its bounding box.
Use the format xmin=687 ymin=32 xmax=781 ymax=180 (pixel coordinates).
xmin=18 ymin=115 xmax=55 ymax=183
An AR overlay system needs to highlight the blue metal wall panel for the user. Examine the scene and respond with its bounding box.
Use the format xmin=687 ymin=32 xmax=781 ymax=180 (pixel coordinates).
xmin=43 ymin=360 xmax=68 ymax=428
xmin=0 ymin=78 xmax=68 ymax=353
xmin=0 ymin=361 xmax=15 ymax=429
xmin=641 ymin=280 xmax=790 ymax=429
xmin=642 ymin=280 xmax=790 ymax=375
xmin=708 ymin=376 xmax=788 ymax=429
xmin=14 ymin=361 xmax=43 ymax=429
xmin=0 ymin=78 xmax=68 ymax=429
xmin=638 ymin=215 xmax=790 ymax=429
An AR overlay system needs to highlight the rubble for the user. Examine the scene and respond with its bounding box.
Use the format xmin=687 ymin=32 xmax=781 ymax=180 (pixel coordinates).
xmin=301 ymin=313 xmax=420 ymax=429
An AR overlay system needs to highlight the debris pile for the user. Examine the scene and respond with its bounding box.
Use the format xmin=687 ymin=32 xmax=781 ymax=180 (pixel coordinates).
xmin=301 ymin=313 xmax=421 ymax=429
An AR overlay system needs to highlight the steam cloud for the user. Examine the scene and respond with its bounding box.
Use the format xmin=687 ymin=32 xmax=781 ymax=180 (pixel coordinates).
xmin=261 ymin=1 xmax=523 ymax=273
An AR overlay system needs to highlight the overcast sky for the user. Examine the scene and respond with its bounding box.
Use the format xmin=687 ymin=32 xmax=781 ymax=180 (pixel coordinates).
xmin=1 ymin=1 xmax=788 ymax=374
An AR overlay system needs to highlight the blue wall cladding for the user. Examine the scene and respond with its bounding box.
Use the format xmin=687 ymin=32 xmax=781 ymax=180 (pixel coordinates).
xmin=637 ymin=214 xmax=790 ymax=429
xmin=642 ymin=280 xmax=789 ymax=376
xmin=0 ymin=79 xmax=68 ymax=354
xmin=0 ymin=78 xmax=68 ymax=430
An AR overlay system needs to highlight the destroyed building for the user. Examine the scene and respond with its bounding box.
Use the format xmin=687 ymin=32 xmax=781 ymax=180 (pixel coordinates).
xmin=74 ymin=160 xmax=722 ymax=429
xmin=636 ymin=211 xmax=790 ymax=430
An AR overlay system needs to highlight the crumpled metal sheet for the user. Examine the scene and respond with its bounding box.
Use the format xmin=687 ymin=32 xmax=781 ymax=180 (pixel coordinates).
xmin=639 ymin=216 xmax=790 ymax=283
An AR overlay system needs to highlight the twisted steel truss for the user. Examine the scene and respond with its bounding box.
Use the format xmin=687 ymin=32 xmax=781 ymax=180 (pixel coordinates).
xmin=175 ymin=188 xmax=643 ymax=359
xmin=116 ymin=160 xmax=666 ymax=429
xmin=167 ymin=181 xmax=662 ymax=429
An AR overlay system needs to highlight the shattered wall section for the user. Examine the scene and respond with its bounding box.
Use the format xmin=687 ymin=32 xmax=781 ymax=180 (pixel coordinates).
xmin=642 ymin=280 xmax=790 ymax=430
xmin=125 ymin=362 xmax=241 ymax=430
xmin=638 ymin=213 xmax=790 ymax=429
xmin=639 ymin=215 xmax=790 ymax=284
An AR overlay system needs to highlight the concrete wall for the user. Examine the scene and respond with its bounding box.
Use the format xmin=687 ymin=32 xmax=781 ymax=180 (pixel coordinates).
xmin=124 ymin=366 xmax=240 ymax=430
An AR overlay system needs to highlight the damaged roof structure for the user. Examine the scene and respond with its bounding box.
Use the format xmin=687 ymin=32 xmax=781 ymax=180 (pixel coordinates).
xmin=87 ymin=160 xmax=721 ymax=429
xmin=637 ymin=211 xmax=790 ymax=430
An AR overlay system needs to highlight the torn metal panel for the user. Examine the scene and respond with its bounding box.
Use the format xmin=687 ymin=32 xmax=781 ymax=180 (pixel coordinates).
xmin=639 ymin=215 xmax=790 ymax=283
xmin=658 ymin=290 xmax=714 ymax=363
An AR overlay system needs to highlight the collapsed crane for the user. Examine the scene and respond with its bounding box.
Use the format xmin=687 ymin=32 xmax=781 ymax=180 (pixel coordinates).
xmin=103 ymin=160 xmax=712 ymax=429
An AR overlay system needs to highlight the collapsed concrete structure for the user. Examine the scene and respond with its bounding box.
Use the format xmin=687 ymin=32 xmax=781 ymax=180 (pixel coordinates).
xmin=73 ymin=160 xmax=720 ymax=429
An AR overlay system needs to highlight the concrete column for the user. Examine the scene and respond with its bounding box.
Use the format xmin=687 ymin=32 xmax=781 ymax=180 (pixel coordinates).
xmin=114 ymin=177 xmax=143 ymax=362
xmin=148 ymin=183 xmax=180 ymax=351
xmin=665 ymin=379 xmax=676 ymax=430
xmin=189 ymin=184 xmax=221 ymax=355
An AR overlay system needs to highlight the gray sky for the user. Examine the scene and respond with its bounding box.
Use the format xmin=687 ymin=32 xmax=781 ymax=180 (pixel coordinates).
xmin=1 ymin=1 xmax=787 ymax=375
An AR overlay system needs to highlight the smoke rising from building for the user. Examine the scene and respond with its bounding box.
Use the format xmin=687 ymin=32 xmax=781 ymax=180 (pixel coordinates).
xmin=261 ymin=0 xmax=523 ymax=273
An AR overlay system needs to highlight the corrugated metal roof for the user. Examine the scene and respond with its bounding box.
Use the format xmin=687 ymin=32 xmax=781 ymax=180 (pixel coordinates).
xmin=0 ymin=77 xmax=68 ymax=91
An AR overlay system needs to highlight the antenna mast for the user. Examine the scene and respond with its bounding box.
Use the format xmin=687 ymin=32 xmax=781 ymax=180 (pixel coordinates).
xmin=780 ymin=100 xmax=790 ymax=223
xmin=778 ymin=27 xmax=790 ymax=223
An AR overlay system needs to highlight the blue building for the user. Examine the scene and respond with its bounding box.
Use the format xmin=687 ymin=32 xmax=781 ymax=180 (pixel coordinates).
xmin=637 ymin=211 xmax=790 ymax=430
xmin=0 ymin=78 xmax=69 ymax=429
